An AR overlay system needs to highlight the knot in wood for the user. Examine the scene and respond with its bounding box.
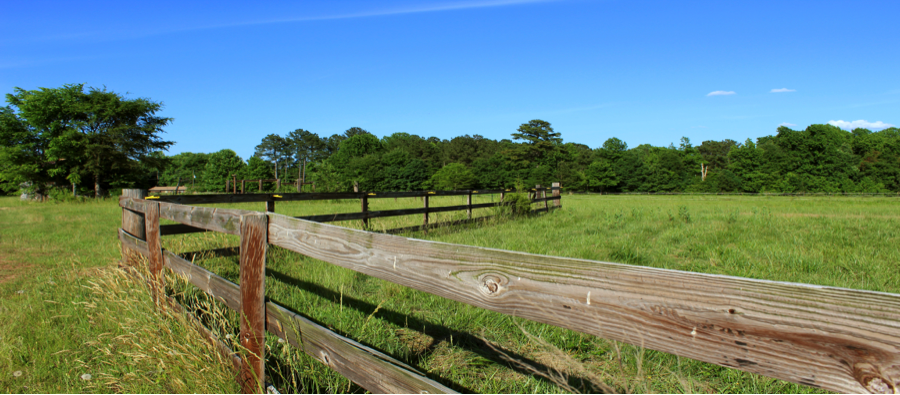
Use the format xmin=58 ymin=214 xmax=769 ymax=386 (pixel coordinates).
xmin=479 ymin=274 xmax=507 ymax=297
xmin=853 ymin=362 xmax=900 ymax=394
xmin=320 ymin=351 xmax=333 ymax=367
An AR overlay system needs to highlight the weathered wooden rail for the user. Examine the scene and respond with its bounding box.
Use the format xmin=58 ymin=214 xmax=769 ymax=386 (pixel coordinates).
xmin=118 ymin=187 xmax=900 ymax=394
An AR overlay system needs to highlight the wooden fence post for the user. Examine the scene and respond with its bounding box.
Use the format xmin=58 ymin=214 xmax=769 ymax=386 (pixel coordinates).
xmin=467 ymin=192 xmax=472 ymax=220
xmin=542 ymin=185 xmax=548 ymax=211
xmin=121 ymin=189 xmax=146 ymax=265
xmin=423 ymin=194 xmax=429 ymax=233
xmin=226 ymin=180 xmax=230 ymax=194
xmin=258 ymin=179 xmax=262 ymax=191
xmin=552 ymin=182 xmax=561 ymax=208
xmin=361 ymin=195 xmax=369 ymax=229
xmin=239 ymin=213 xmax=267 ymax=393
xmin=233 ymin=175 xmax=237 ymax=194
xmin=266 ymin=199 xmax=275 ymax=213
xmin=144 ymin=200 xmax=165 ymax=306
xmin=241 ymin=180 xmax=245 ymax=194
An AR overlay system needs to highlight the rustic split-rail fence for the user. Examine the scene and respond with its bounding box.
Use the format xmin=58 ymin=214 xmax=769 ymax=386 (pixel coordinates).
xmin=117 ymin=184 xmax=900 ymax=394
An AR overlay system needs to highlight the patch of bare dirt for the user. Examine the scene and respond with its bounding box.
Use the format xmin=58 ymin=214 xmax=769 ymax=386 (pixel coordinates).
xmin=0 ymin=259 xmax=35 ymax=284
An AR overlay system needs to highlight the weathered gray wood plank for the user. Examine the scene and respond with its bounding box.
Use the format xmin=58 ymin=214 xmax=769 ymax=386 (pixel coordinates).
xmin=121 ymin=189 xmax=147 ymax=240
xmin=119 ymin=228 xmax=149 ymax=258
xmin=155 ymin=201 xmax=248 ymax=235
xmin=266 ymin=213 xmax=900 ymax=394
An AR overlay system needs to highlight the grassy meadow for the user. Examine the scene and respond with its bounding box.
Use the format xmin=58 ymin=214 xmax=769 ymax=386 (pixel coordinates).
xmin=2 ymin=193 xmax=899 ymax=393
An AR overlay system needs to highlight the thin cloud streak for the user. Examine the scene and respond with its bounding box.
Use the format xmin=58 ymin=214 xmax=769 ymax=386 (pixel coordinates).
xmin=3 ymin=0 xmax=559 ymax=45
xmin=770 ymin=88 xmax=796 ymax=93
xmin=121 ymin=0 xmax=559 ymax=39
xmin=707 ymin=90 xmax=736 ymax=96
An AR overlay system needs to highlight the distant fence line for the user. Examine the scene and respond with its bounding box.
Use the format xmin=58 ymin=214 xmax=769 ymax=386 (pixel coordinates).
xmin=118 ymin=184 xmax=900 ymax=394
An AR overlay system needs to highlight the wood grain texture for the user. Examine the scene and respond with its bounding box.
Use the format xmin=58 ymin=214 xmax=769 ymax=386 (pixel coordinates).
xmin=266 ymin=303 xmax=456 ymax=394
xmin=121 ymin=189 xmax=146 ymax=240
xmin=119 ymin=195 xmax=145 ymax=213
xmin=266 ymin=213 xmax=900 ymax=394
xmin=144 ymin=201 xmax=165 ymax=306
xmin=120 ymin=196 xmax=250 ymax=236
xmin=159 ymin=200 xmax=248 ymax=235
xmin=119 ymin=228 xmax=149 ymax=258
xmin=239 ymin=213 xmax=267 ymax=393
xmin=151 ymin=235 xmax=452 ymax=393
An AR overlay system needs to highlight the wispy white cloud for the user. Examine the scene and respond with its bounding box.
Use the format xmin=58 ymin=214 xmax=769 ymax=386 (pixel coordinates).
xmin=707 ymin=90 xmax=735 ymax=96
xmin=156 ymin=0 xmax=560 ymax=36
xmin=828 ymin=120 xmax=895 ymax=130
xmin=770 ymin=88 xmax=796 ymax=93
xmin=4 ymin=0 xmax=559 ymax=44
xmin=779 ymin=122 xmax=797 ymax=127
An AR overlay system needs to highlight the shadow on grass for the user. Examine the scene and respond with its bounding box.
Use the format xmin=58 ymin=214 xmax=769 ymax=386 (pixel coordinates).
xmin=267 ymin=268 xmax=610 ymax=394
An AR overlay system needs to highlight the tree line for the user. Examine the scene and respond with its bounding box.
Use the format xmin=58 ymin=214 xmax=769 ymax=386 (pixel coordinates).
xmin=3 ymin=84 xmax=899 ymax=197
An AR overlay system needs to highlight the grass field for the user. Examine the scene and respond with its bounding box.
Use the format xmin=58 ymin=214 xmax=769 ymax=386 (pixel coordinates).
xmin=3 ymin=193 xmax=899 ymax=393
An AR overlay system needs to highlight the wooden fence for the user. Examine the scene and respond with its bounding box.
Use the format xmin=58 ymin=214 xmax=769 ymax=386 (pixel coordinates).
xmin=150 ymin=184 xmax=559 ymax=234
xmin=118 ymin=187 xmax=900 ymax=394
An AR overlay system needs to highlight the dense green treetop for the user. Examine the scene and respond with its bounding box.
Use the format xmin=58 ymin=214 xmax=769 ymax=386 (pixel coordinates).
xmin=1 ymin=84 xmax=172 ymax=196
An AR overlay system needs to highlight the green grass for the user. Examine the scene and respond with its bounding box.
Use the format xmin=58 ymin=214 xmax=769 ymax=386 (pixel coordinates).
xmin=0 ymin=197 xmax=239 ymax=393
xmin=4 ymin=193 xmax=898 ymax=393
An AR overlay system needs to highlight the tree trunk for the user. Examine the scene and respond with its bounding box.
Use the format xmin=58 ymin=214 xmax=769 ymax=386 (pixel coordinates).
xmin=94 ymin=173 xmax=106 ymax=197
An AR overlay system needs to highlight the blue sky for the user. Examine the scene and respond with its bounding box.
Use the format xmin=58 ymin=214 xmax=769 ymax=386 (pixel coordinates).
xmin=2 ymin=0 xmax=898 ymax=159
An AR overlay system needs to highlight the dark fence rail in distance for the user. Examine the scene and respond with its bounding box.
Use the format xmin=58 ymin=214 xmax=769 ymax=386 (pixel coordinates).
xmin=151 ymin=185 xmax=561 ymax=235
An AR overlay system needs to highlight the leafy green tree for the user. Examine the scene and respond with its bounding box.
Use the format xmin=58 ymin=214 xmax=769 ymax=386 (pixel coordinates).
xmin=586 ymin=160 xmax=618 ymax=192
xmin=1 ymin=84 xmax=173 ymax=197
xmin=159 ymin=152 xmax=209 ymax=188
xmin=698 ymin=139 xmax=738 ymax=170
xmin=254 ymin=134 xmax=290 ymax=179
xmin=202 ymin=149 xmax=245 ymax=192
xmin=287 ymin=128 xmax=326 ymax=166
xmin=324 ymin=134 xmax=346 ymax=157
xmin=430 ymin=163 xmax=475 ymax=190
xmin=512 ymin=119 xmax=562 ymax=163
xmin=344 ymin=127 xmax=371 ymax=138
xmin=240 ymin=156 xmax=275 ymax=183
